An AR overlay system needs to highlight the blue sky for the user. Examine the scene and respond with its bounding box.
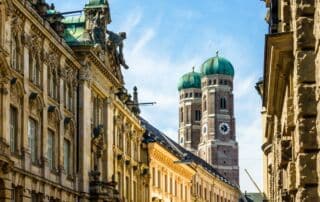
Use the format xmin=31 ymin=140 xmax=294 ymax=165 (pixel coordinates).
xmin=51 ymin=0 xmax=267 ymax=192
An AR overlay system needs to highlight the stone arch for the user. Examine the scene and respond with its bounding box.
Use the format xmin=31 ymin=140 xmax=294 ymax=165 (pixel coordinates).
xmin=29 ymin=92 xmax=45 ymax=111
xmin=10 ymin=79 xmax=24 ymax=103
xmin=64 ymin=118 xmax=75 ymax=137
xmin=11 ymin=79 xmax=25 ymax=94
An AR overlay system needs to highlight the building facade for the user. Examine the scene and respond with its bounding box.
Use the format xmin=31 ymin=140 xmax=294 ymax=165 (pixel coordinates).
xmin=142 ymin=118 xmax=240 ymax=202
xmin=178 ymin=55 xmax=239 ymax=185
xmin=0 ymin=0 xmax=149 ymax=201
xmin=257 ymin=0 xmax=320 ymax=201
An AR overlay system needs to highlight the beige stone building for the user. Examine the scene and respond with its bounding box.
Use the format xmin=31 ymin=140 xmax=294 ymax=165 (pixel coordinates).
xmin=0 ymin=0 xmax=148 ymax=201
xmin=141 ymin=118 xmax=240 ymax=202
xmin=257 ymin=0 xmax=320 ymax=201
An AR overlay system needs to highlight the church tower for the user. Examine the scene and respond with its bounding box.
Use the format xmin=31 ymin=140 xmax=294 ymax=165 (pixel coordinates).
xmin=197 ymin=53 xmax=239 ymax=185
xmin=177 ymin=68 xmax=202 ymax=153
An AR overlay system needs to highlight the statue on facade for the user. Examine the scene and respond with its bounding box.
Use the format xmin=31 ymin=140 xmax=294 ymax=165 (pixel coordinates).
xmin=91 ymin=10 xmax=106 ymax=46
xmin=106 ymin=30 xmax=129 ymax=69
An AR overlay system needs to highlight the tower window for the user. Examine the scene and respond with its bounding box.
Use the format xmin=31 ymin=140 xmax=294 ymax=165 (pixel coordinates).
xmin=189 ymin=93 xmax=192 ymax=97
xmin=203 ymin=95 xmax=207 ymax=111
xmin=208 ymin=80 xmax=212 ymax=85
xmin=180 ymin=137 xmax=184 ymax=143
xmin=213 ymin=79 xmax=216 ymax=84
xmin=195 ymin=110 xmax=201 ymax=121
xmin=180 ymin=108 xmax=183 ymax=122
xmin=224 ymin=80 xmax=228 ymax=85
xmin=220 ymin=97 xmax=227 ymax=109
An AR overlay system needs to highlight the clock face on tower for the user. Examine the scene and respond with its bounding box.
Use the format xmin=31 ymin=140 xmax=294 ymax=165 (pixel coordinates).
xmin=219 ymin=122 xmax=230 ymax=135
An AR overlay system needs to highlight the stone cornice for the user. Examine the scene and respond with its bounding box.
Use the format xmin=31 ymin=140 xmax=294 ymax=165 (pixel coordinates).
xmin=11 ymin=167 xmax=79 ymax=195
xmin=12 ymin=0 xmax=81 ymax=70
xmin=113 ymin=98 xmax=144 ymax=132
xmin=72 ymin=46 xmax=122 ymax=89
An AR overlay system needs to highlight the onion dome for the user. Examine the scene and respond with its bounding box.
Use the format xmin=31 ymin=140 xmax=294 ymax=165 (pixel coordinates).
xmin=85 ymin=0 xmax=109 ymax=8
xmin=200 ymin=52 xmax=235 ymax=77
xmin=178 ymin=67 xmax=202 ymax=91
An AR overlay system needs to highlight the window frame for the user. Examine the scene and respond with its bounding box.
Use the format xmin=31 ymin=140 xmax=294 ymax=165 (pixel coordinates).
xmin=10 ymin=106 xmax=18 ymax=154
xmin=47 ymin=129 xmax=55 ymax=171
xmin=220 ymin=97 xmax=227 ymax=110
xmin=63 ymin=138 xmax=71 ymax=175
xmin=28 ymin=118 xmax=38 ymax=164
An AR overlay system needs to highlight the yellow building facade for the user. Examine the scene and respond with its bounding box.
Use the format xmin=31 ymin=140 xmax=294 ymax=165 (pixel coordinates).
xmin=192 ymin=165 xmax=239 ymax=202
xmin=148 ymin=142 xmax=194 ymax=202
xmin=142 ymin=119 xmax=240 ymax=202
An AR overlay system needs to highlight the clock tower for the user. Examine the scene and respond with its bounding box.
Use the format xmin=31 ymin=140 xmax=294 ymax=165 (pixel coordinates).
xmin=197 ymin=53 xmax=239 ymax=185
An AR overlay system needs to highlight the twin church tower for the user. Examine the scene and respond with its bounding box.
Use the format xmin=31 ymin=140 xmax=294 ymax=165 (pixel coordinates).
xmin=177 ymin=53 xmax=239 ymax=185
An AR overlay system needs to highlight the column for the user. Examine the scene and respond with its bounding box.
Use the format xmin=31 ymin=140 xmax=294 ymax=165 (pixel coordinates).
xmin=78 ymin=63 xmax=92 ymax=199
xmin=0 ymin=78 xmax=10 ymax=150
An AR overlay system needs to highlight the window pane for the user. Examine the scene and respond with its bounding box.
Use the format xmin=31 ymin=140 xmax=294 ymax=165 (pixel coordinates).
xmin=28 ymin=118 xmax=37 ymax=163
xmin=64 ymin=139 xmax=70 ymax=174
xmin=11 ymin=38 xmax=17 ymax=69
xmin=47 ymin=130 xmax=54 ymax=170
xmin=10 ymin=107 xmax=18 ymax=153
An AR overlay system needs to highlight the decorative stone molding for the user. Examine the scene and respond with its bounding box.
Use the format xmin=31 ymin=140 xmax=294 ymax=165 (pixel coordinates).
xmin=79 ymin=61 xmax=92 ymax=83
xmin=44 ymin=50 xmax=60 ymax=70
xmin=25 ymin=33 xmax=43 ymax=55
xmin=11 ymin=14 xmax=25 ymax=35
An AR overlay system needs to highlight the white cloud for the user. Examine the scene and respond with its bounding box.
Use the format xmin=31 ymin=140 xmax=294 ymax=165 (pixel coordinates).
xmin=132 ymin=28 xmax=156 ymax=55
xmin=234 ymin=76 xmax=256 ymax=99
xmin=117 ymin=7 xmax=143 ymax=36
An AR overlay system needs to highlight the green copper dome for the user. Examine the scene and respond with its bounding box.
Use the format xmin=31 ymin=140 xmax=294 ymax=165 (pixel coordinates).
xmin=200 ymin=54 xmax=235 ymax=77
xmin=85 ymin=0 xmax=108 ymax=8
xmin=178 ymin=69 xmax=202 ymax=91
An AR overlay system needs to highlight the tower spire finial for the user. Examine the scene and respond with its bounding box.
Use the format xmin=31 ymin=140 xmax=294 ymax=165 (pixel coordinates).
xmin=192 ymin=66 xmax=195 ymax=72
xmin=216 ymin=50 xmax=219 ymax=57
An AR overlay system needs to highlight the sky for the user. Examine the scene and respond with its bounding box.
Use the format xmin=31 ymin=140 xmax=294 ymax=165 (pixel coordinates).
xmin=51 ymin=0 xmax=267 ymax=193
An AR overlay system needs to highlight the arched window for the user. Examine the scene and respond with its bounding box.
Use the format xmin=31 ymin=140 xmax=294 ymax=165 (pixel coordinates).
xmin=126 ymin=135 xmax=131 ymax=156
xmin=11 ymin=36 xmax=17 ymax=69
xmin=64 ymin=121 xmax=74 ymax=175
xmin=29 ymin=55 xmax=41 ymax=86
xmin=220 ymin=97 xmax=227 ymax=109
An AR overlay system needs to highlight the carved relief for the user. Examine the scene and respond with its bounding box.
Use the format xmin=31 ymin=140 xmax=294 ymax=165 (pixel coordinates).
xmin=79 ymin=61 xmax=92 ymax=83
xmin=11 ymin=15 xmax=24 ymax=36
xmin=25 ymin=34 xmax=42 ymax=55
xmin=44 ymin=50 xmax=60 ymax=70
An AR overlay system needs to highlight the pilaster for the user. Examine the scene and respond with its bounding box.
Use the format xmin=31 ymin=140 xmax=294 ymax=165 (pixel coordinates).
xmin=78 ymin=63 xmax=92 ymax=194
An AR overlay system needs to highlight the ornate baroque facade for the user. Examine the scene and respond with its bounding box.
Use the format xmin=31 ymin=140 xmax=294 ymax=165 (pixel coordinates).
xmin=0 ymin=0 xmax=148 ymax=201
xmin=257 ymin=0 xmax=320 ymax=201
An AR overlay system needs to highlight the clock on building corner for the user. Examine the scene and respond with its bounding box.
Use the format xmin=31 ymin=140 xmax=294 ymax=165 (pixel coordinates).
xmin=219 ymin=122 xmax=230 ymax=135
